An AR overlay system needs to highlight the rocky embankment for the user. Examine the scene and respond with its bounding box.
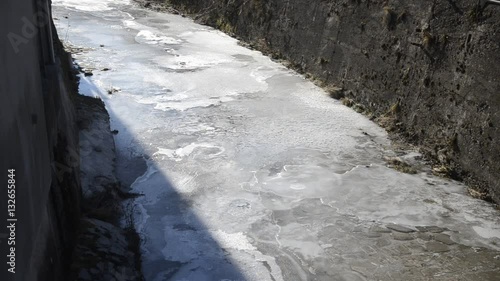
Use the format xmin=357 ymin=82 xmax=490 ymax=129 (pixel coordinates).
xmin=137 ymin=0 xmax=500 ymax=204
xmin=71 ymin=93 xmax=143 ymax=281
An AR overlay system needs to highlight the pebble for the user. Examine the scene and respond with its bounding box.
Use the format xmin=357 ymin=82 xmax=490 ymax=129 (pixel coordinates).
xmin=415 ymin=225 xmax=447 ymax=233
xmin=370 ymin=226 xmax=392 ymax=233
xmin=392 ymin=232 xmax=415 ymax=241
xmin=386 ymin=224 xmax=416 ymax=233
xmin=364 ymin=232 xmax=382 ymax=238
xmin=376 ymin=238 xmax=391 ymax=247
xmin=425 ymin=241 xmax=450 ymax=253
xmin=417 ymin=233 xmax=433 ymax=241
xmin=433 ymin=233 xmax=455 ymax=245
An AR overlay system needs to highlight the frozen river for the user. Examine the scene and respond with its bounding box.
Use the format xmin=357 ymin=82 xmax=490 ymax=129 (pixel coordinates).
xmin=53 ymin=0 xmax=500 ymax=280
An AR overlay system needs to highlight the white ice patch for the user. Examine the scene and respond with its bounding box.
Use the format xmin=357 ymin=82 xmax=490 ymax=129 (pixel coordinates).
xmin=154 ymin=143 xmax=225 ymax=161
xmin=52 ymin=0 xmax=129 ymax=11
xmin=171 ymin=123 xmax=215 ymax=134
xmin=78 ymin=74 xmax=105 ymax=98
xmin=179 ymin=30 xmax=241 ymax=54
xmin=250 ymin=66 xmax=283 ymax=83
xmin=154 ymin=53 xmax=232 ymax=70
xmin=141 ymin=97 xmax=234 ymax=111
xmin=137 ymin=90 xmax=238 ymax=111
xmin=123 ymin=20 xmax=145 ymax=30
xmin=265 ymin=165 xmax=343 ymax=198
xmin=135 ymin=30 xmax=182 ymax=45
xmin=130 ymin=162 xmax=179 ymax=205
xmin=212 ymin=230 xmax=257 ymax=251
xmin=473 ymin=226 xmax=500 ymax=239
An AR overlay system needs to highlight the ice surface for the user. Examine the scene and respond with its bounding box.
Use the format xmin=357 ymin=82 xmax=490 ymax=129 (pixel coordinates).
xmin=78 ymin=74 xmax=105 ymax=98
xmin=54 ymin=1 xmax=500 ymax=280
xmin=53 ymin=0 xmax=130 ymax=12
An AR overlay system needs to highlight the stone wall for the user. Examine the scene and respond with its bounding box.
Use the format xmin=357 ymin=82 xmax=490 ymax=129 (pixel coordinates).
xmin=0 ymin=0 xmax=81 ymax=280
xmin=158 ymin=0 xmax=500 ymax=203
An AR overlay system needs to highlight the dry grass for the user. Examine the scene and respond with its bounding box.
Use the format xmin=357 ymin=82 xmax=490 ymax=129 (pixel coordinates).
xmin=382 ymin=6 xmax=396 ymax=30
xmin=422 ymin=31 xmax=434 ymax=49
xmin=467 ymin=188 xmax=489 ymax=200
xmin=376 ymin=102 xmax=400 ymax=132
xmin=432 ymin=165 xmax=450 ymax=176
xmin=386 ymin=157 xmax=418 ymax=174
xmin=326 ymin=86 xmax=345 ymax=100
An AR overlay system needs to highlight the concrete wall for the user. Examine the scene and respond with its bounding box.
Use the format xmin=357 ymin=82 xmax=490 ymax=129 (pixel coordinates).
xmin=162 ymin=0 xmax=500 ymax=203
xmin=0 ymin=0 xmax=81 ymax=280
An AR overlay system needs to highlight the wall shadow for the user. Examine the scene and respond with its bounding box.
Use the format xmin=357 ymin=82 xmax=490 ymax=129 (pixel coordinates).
xmin=78 ymin=74 xmax=248 ymax=281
